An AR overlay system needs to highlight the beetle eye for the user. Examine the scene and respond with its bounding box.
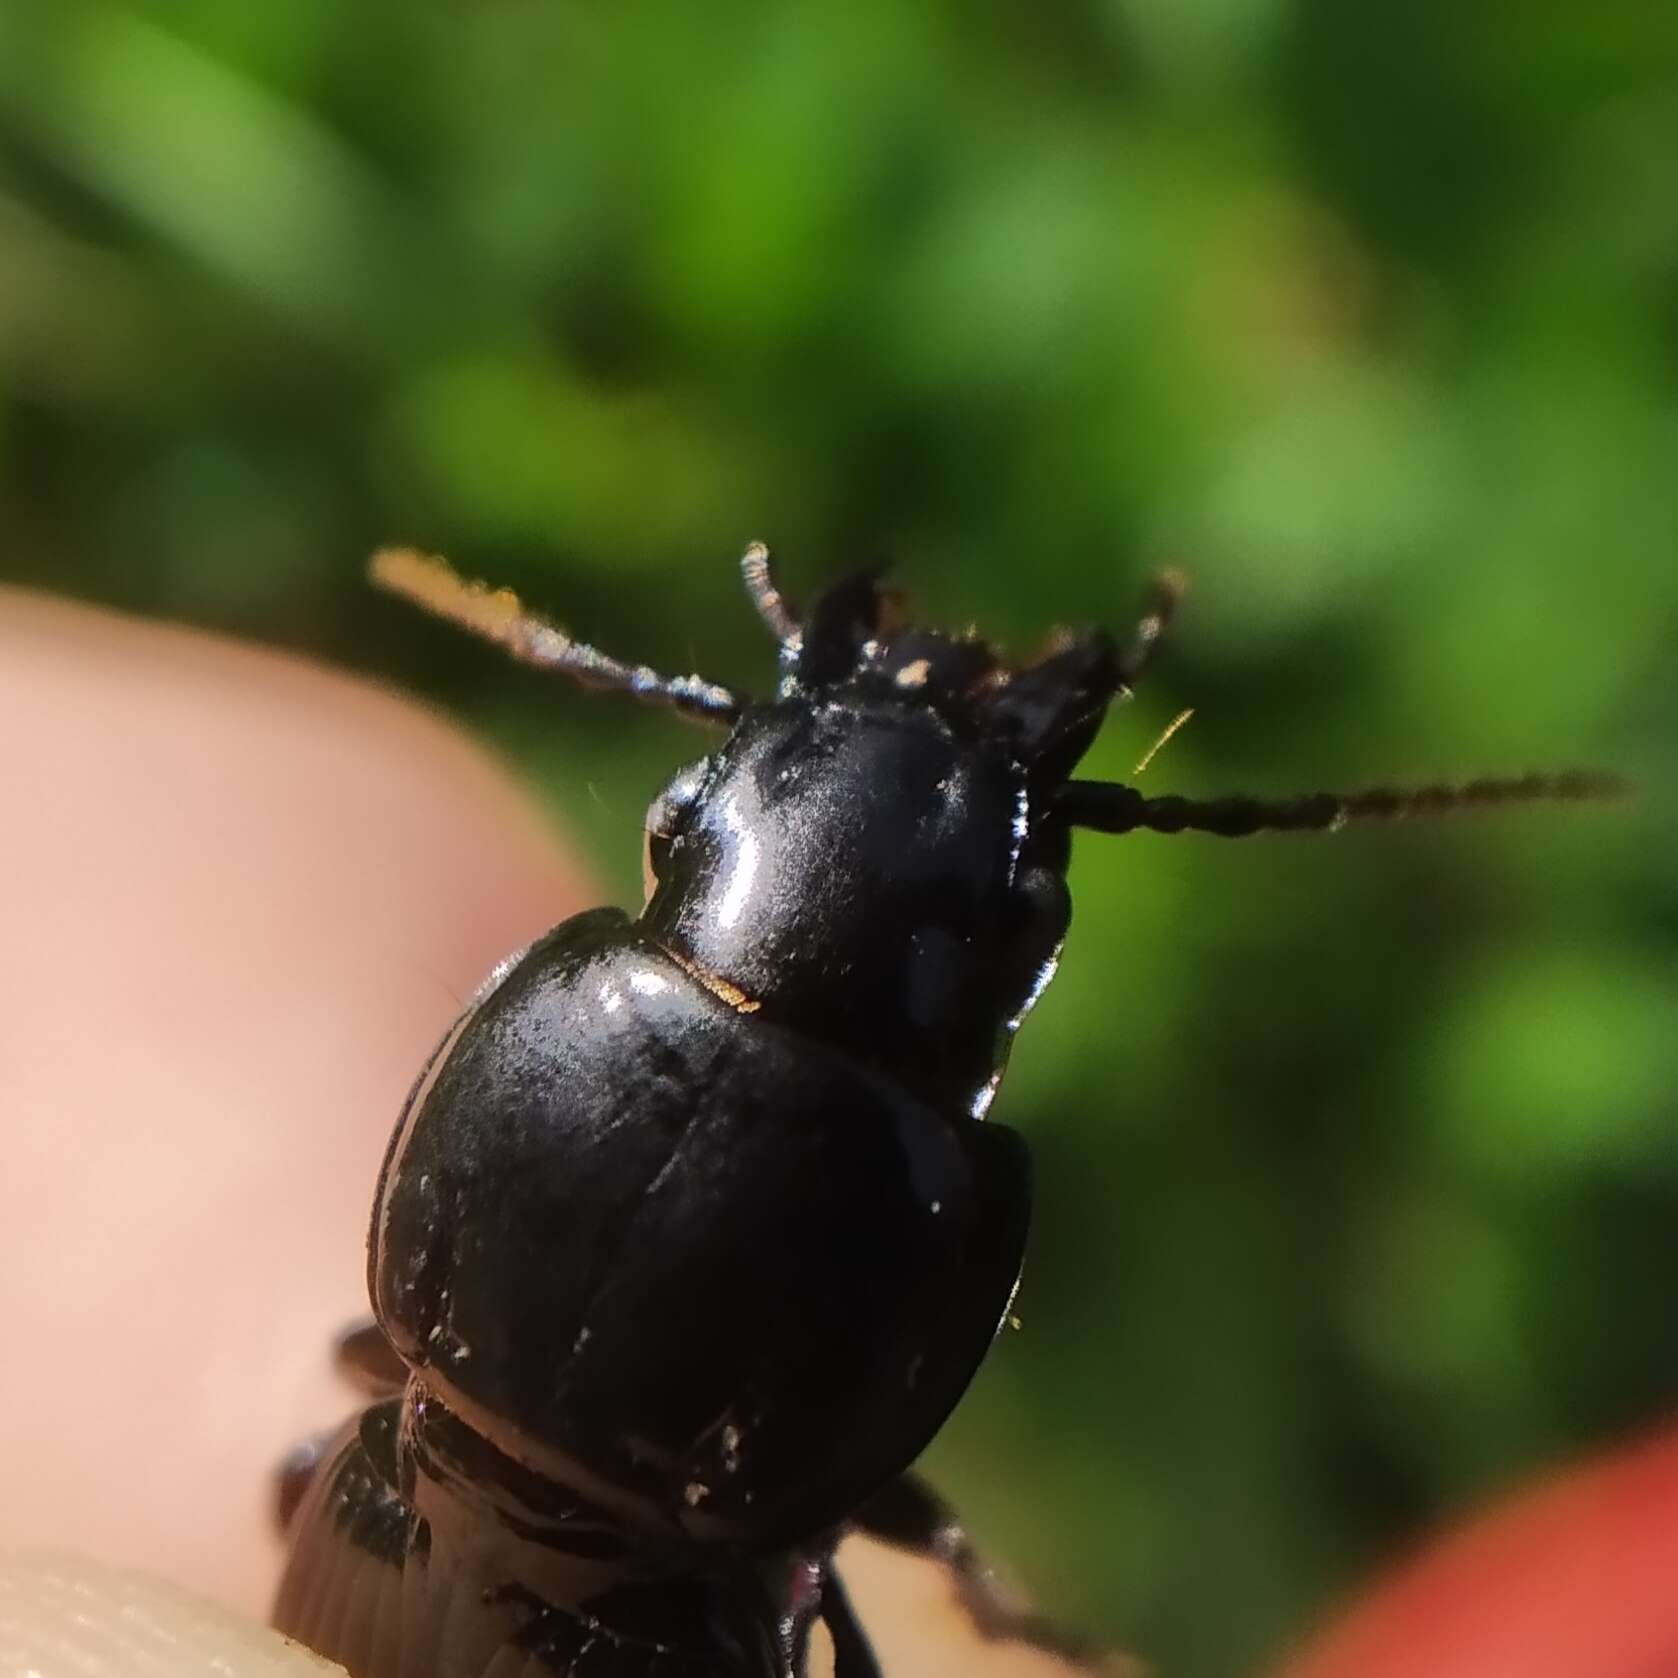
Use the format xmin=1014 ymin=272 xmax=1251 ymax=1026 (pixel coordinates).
xmin=642 ymin=757 xmax=710 ymax=903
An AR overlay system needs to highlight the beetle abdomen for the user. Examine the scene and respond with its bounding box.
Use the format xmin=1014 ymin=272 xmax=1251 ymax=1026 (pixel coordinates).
xmin=370 ymin=909 xmax=1031 ymax=1548
xmin=274 ymin=1402 xmax=779 ymax=1678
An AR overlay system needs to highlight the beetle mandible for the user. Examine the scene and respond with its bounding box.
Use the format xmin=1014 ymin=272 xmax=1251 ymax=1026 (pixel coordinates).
xmin=273 ymin=545 xmax=1621 ymax=1678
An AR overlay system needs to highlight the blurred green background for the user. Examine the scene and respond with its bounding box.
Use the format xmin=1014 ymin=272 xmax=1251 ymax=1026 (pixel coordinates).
xmin=2 ymin=2 xmax=1675 ymax=1673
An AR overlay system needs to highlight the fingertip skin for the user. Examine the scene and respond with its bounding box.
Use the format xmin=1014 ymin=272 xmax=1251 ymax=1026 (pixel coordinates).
xmin=0 ymin=1555 xmax=346 ymax=1677
xmin=1270 ymin=1427 xmax=1678 ymax=1678
xmin=0 ymin=588 xmax=590 ymax=1613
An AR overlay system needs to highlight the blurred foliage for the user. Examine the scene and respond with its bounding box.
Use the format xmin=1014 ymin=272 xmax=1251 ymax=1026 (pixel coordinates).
xmin=2 ymin=2 xmax=1676 ymax=1673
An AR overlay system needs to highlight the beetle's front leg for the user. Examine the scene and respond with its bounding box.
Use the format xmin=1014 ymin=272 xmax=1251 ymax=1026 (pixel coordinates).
xmin=851 ymin=1473 xmax=1127 ymax=1673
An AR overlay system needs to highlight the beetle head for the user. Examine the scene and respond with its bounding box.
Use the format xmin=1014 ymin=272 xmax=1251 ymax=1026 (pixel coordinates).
xmin=635 ymin=571 xmax=1126 ymax=1112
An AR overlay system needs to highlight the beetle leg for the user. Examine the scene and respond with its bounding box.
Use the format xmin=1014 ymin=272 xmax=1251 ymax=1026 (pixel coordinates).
xmin=851 ymin=1473 xmax=1121 ymax=1672
xmin=272 ymin=1323 xmax=405 ymax=1531
xmin=334 ymin=1317 xmax=408 ymax=1396
xmin=819 ymin=1572 xmax=884 ymax=1678
xmin=273 ymin=1430 xmax=334 ymax=1532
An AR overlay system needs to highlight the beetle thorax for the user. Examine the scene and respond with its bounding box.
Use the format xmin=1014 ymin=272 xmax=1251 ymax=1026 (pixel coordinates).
xmin=638 ymin=698 xmax=1069 ymax=1110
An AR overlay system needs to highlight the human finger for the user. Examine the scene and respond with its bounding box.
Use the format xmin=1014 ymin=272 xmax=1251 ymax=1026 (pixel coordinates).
xmin=1269 ymin=1426 xmax=1678 ymax=1678
xmin=0 ymin=587 xmax=589 ymax=1611
xmin=0 ymin=1554 xmax=341 ymax=1676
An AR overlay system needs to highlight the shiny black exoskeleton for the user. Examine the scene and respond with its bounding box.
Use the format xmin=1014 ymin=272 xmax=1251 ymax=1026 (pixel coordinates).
xmin=274 ymin=546 xmax=1620 ymax=1678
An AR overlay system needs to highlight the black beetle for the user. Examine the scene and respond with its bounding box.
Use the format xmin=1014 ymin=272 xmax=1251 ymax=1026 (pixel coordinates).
xmin=273 ymin=546 xmax=1621 ymax=1678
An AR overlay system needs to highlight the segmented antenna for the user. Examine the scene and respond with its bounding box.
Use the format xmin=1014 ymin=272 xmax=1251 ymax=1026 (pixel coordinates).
xmin=740 ymin=541 xmax=801 ymax=645
xmin=370 ymin=548 xmax=742 ymax=725
xmin=1057 ymin=769 xmax=1630 ymax=838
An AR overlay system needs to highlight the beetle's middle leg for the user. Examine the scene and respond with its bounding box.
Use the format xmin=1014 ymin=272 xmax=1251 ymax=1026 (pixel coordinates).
xmin=850 ymin=1473 xmax=1123 ymax=1672
xmin=334 ymin=1316 xmax=407 ymax=1394
xmin=273 ymin=1319 xmax=407 ymax=1532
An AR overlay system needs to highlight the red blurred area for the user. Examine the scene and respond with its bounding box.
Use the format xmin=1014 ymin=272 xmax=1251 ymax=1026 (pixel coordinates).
xmin=1271 ymin=1426 xmax=1678 ymax=1678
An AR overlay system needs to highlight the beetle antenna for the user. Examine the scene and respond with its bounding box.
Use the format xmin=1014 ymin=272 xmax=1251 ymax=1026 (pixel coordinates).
xmin=370 ymin=548 xmax=744 ymax=726
xmin=1057 ymin=768 xmax=1630 ymax=838
xmin=1117 ymin=569 xmax=1188 ymax=692
xmin=740 ymin=541 xmax=801 ymax=645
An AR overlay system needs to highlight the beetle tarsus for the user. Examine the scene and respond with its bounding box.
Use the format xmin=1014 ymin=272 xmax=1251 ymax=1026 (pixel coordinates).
xmin=820 ymin=1572 xmax=885 ymax=1678
xmin=853 ymin=1473 xmax=1119 ymax=1672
